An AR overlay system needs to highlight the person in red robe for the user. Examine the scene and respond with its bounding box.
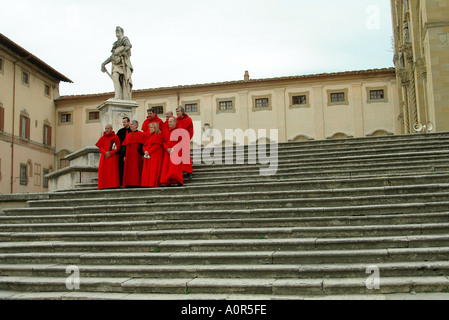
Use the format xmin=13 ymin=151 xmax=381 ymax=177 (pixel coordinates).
xmin=141 ymin=108 xmax=164 ymax=134
xmin=141 ymin=122 xmax=164 ymax=188
xmin=95 ymin=124 xmax=121 ymax=189
xmin=122 ymin=120 xmax=146 ymax=187
xmin=161 ymin=110 xmax=173 ymax=133
xmin=176 ymin=106 xmax=194 ymax=179
xmin=160 ymin=117 xmax=184 ymax=187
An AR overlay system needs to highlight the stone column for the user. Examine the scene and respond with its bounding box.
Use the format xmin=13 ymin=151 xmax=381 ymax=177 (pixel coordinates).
xmin=402 ymin=86 xmax=410 ymax=134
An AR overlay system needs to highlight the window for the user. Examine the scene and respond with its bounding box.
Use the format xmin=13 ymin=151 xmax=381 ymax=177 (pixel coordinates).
xmin=216 ymin=98 xmax=236 ymax=114
xmin=0 ymin=106 xmax=4 ymax=131
xmin=45 ymin=84 xmax=51 ymax=97
xmin=22 ymin=71 xmax=30 ymax=86
xmin=327 ymin=89 xmax=349 ymax=106
xmin=86 ymin=110 xmax=101 ymax=123
xmin=60 ymin=113 xmax=71 ymax=123
xmin=255 ymin=98 xmax=269 ymax=108
xmin=185 ymin=103 xmax=197 ymax=113
xmin=20 ymin=115 xmax=30 ymax=139
xmin=152 ymin=106 xmax=164 ymax=115
xmin=370 ymin=90 xmax=384 ymax=100
xmin=330 ymin=92 xmax=345 ymax=103
xmin=182 ymin=100 xmax=200 ymax=115
xmin=43 ymin=168 xmax=49 ymax=188
xmin=34 ymin=164 xmax=41 ymax=186
xmin=252 ymin=95 xmax=272 ymax=112
xmin=20 ymin=164 xmax=27 ymax=185
xmin=60 ymin=159 xmax=70 ymax=170
xmin=289 ymin=92 xmax=310 ymax=109
xmin=89 ymin=111 xmax=100 ymax=121
xmin=219 ymin=101 xmax=233 ymax=111
xmin=366 ymin=86 xmax=388 ymax=104
xmin=0 ymin=56 xmax=4 ymax=74
xmin=43 ymin=125 xmax=52 ymax=146
xmin=292 ymin=95 xmax=307 ymax=105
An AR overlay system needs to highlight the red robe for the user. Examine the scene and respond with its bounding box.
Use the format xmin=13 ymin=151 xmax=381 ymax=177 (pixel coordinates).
xmin=177 ymin=114 xmax=194 ymax=174
xmin=95 ymin=132 xmax=121 ymax=189
xmin=160 ymin=125 xmax=184 ymax=185
xmin=141 ymin=132 xmax=164 ymax=188
xmin=122 ymin=130 xmax=146 ymax=187
xmin=161 ymin=119 xmax=170 ymax=133
xmin=142 ymin=115 xmax=164 ymax=133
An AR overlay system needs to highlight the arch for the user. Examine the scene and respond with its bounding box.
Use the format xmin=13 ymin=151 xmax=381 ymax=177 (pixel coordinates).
xmin=56 ymin=149 xmax=72 ymax=170
xmin=290 ymin=134 xmax=314 ymax=142
xmin=256 ymin=137 xmax=273 ymax=144
xmin=366 ymin=129 xmax=393 ymax=137
xmin=27 ymin=159 xmax=33 ymax=177
xmin=329 ymin=132 xmax=351 ymax=140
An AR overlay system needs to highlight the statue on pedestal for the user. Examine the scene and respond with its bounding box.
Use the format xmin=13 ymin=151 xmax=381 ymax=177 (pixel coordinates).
xmin=101 ymin=26 xmax=133 ymax=100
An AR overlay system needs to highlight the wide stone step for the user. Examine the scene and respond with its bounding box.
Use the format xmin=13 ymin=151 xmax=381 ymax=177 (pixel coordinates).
xmin=23 ymin=190 xmax=449 ymax=211
xmin=45 ymin=174 xmax=449 ymax=200
xmin=193 ymin=133 xmax=449 ymax=152
xmin=192 ymin=138 xmax=449 ymax=155
xmin=192 ymin=157 xmax=449 ymax=175
xmin=170 ymin=172 xmax=449 ymax=190
xmin=195 ymin=134 xmax=449 ymax=151
xmin=4 ymin=202 xmax=449 ymax=227
xmin=7 ymin=193 xmax=449 ymax=217
xmin=0 ymin=275 xmax=449 ymax=296
xmin=174 ymin=164 xmax=449 ymax=182
xmin=185 ymin=166 xmax=449 ymax=185
xmin=1 ymin=234 xmax=449 ymax=254
xmin=27 ymin=183 xmax=449 ymax=208
xmin=1 ymin=211 xmax=449 ymax=232
xmin=1 ymin=261 xmax=448 ymax=280
xmin=1 ymin=247 xmax=449 ymax=265
xmin=192 ymin=149 xmax=449 ymax=170
xmin=191 ymin=144 xmax=449 ymax=167
xmin=1 ymin=222 xmax=448 ymax=242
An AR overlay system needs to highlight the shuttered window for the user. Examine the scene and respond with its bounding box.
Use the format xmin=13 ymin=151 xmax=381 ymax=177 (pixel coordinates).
xmin=20 ymin=115 xmax=30 ymax=139
xmin=43 ymin=125 xmax=52 ymax=146
xmin=0 ymin=106 xmax=4 ymax=131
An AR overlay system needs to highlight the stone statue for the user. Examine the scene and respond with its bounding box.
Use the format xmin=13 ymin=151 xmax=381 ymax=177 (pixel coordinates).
xmin=101 ymin=26 xmax=133 ymax=100
xmin=403 ymin=20 xmax=410 ymax=43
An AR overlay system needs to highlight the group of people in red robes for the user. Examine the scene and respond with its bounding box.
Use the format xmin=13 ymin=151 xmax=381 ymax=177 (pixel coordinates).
xmin=95 ymin=107 xmax=194 ymax=190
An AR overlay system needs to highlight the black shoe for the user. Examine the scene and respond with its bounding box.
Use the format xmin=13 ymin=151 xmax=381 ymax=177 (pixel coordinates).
xmin=177 ymin=183 xmax=184 ymax=187
xmin=187 ymin=173 xmax=193 ymax=180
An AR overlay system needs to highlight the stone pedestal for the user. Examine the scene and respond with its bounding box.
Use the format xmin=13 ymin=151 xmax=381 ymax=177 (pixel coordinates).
xmin=46 ymin=147 xmax=100 ymax=192
xmin=97 ymin=98 xmax=139 ymax=133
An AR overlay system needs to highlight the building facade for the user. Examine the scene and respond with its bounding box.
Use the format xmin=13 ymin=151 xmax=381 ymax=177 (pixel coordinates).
xmin=391 ymin=0 xmax=449 ymax=133
xmin=55 ymin=69 xmax=400 ymax=157
xmin=0 ymin=33 xmax=72 ymax=194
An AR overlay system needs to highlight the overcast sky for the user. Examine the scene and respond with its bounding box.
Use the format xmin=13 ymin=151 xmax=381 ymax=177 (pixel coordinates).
xmin=1 ymin=0 xmax=394 ymax=97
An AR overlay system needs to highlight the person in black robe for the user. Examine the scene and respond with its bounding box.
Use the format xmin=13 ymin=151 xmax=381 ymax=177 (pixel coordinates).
xmin=116 ymin=117 xmax=132 ymax=186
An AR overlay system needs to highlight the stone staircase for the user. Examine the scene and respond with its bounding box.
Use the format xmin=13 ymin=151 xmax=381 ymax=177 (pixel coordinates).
xmin=1 ymin=132 xmax=449 ymax=300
